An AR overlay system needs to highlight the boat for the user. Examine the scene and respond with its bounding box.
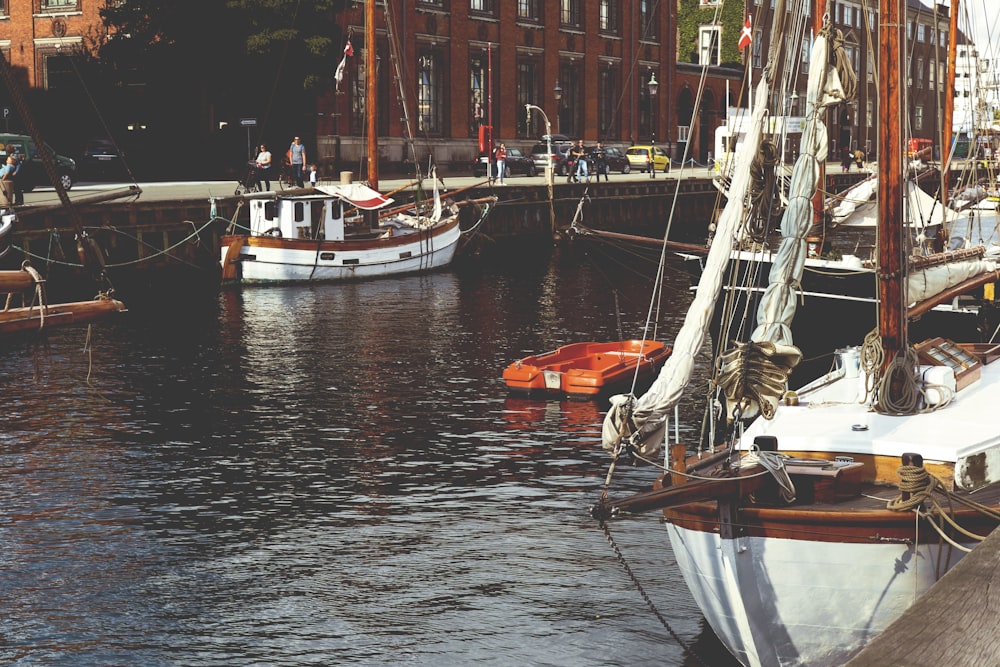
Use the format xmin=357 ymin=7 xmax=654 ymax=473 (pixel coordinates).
xmin=218 ymin=181 xmax=463 ymax=283
xmin=219 ymin=0 xmax=490 ymax=286
xmin=592 ymin=2 xmax=1000 ymax=665
xmin=0 ymin=263 xmax=125 ymax=334
xmin=502 ymin=340 xmax=671 ymax=398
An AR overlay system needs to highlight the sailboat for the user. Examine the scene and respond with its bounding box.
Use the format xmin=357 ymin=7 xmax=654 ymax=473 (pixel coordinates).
xmin=592 ymin=2 xmax=1000 ymax=665
xmin=219 ymin=0 xmax=488 ymax=285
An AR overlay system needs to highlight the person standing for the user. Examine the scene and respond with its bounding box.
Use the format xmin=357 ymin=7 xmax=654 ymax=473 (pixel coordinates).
xmin=288 ymin=136 xmax=307 ymax=188
xmin=309 ymin=164 xmax=318 ymax=187
xmin=7 ymin=145 xmax=23 ymax=205
xmin=0 ymin=156 xmax=16 ymax=208
xmin=593 ymin=141 xmax=609 ymax=182
xmin=570 ymin=139 xmax=588 ymax=183
xmin=494 ymin=142 xmax=507 ymax=185
xmin=255 ymin=143 xmax=272 ymax=191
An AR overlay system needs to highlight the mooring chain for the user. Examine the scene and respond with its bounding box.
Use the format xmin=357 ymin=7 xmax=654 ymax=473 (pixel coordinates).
xmin=599 ymin=520 xmax=708 ymax=667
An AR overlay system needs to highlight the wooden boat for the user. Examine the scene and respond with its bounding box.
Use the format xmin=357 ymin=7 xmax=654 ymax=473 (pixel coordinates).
xmin=0 ymin=264 xmax=125 ymax=334
xmin=593 ymin=3 xmax=1000 ymax=665
xmin=503 ymin=340 xmax=670 ymax=397
xmin=219 ymin=183 xmax=462 ymax=284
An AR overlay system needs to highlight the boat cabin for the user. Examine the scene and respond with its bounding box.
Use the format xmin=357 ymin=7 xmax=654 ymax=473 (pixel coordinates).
xmin=248 ymin=184 xmax=393 ymax=242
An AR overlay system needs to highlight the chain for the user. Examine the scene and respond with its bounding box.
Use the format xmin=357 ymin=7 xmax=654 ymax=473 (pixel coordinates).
xmin=599 ymin=519 xmax=709 ymax=667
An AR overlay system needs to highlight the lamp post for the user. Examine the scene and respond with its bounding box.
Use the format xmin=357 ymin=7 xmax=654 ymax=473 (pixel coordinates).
xmin=525 ymin=103 xmax=553 ymax=185
xmin=553 ymin=80 xmax=562 ymax=134
xmin=648 ymin=72 xmax=659 ymax=178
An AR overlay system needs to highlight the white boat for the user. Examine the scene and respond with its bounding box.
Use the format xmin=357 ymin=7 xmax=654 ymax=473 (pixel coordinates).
xmin=219 ymin=182 xmax=461 ymax=284
xmin=594 ymin=2 xmax=1000 ymax=665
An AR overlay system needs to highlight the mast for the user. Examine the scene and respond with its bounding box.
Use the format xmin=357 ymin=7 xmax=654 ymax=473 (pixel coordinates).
xmin=812 ymin=0 xmax=827 ymax=226
xmin=878 ymin=0 xmax=905 ymax=364
xmin=366 ymin=0 xmax=378 ymax=191
xmin=942 ymin=0 xmax=959 ymax=206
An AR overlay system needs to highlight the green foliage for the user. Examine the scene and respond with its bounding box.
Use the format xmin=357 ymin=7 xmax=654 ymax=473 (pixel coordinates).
xmin=676 ymin=0 xmax=746 ymax=69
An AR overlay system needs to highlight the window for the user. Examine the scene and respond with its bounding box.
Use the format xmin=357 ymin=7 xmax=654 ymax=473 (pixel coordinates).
xmin=517 ymin=0 xmax=541 ymax=21
xmin=41 ymin=0 xmax=75 ymax=9
xmin=868 ymin=53 xmax=875 ymax=83
xmin=639 ymin=0 xmax=658 ymax=41
xmin=699 ymin=26 xmax=721 ymax=66
xmin=929 ymin=59 xmax=935 ymax=88
xmin=560 ymin=0 xmax=581 ymax=28
xmin=916 ymin=57 xmax=923 ymax=88
xmin=516 ymin=60 xmax=540 ymax=138
xmin=470 ymin=0 xmax=496 ymax=15
xmin=915 ymin=104 xmax=924 ymax=130
xmin=598 ymin=66 xmax=620 ymax=138
xmin=417 ymin=0 xmax=444 ymax=7
xmin=417 ymin=53 xmax=443 ymax=135
xmin=752 ymin=32 xmax=762 ymax=69
xmin=600 ymin=0 xmax=619 ymax=33
xmin=917 ymin=23 xmax=925 ymax=42
xmin=558 ymin=61 xmax=581 ymax=138
xmin=866 ymin=100 xmax=873 ymax=127
xmin=469 ymin=55 xmax=487 ymax=136
xmin=801 ymin=37 xmax=810 ymax=64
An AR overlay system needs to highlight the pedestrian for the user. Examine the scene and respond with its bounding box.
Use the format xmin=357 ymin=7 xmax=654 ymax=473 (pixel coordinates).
xmin=0 ymin=156 xmax=15 ymax=209
xmin=494 ymin=142 xmax=507 ymax=185
xmin=841 ymin=146 xmax=852 ymax=172
xmin=570 ymin=139 xmax=588 ymax=183
xmin=854 ymin=148 xmax=865 ymax=170
xmin=288 ymin=136 xmax=307 ymax=188
xmin=309 ymin=164 xmax=318 ymax=187
xmin=255 ymin=143 xmax=272 ymax=191
xmin=7 ymin=144 xmax=23 ymax=204
xmin=593 ymin=141 xmax=609 ymax=182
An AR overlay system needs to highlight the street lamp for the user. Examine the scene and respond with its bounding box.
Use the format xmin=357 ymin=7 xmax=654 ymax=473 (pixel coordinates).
xmin=525 ymin=103 xmax=553 ymax=185
xmin=553 ymin=80 xmax=562 ymax=134
xmin=648 ymin=72 xmax=659 ymax=178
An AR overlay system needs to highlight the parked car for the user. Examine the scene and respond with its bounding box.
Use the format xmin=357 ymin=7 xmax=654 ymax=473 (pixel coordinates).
xmin=625 ymin=145 xmax=670 ymax=173
xmin=529 ymin=141 xmax=574 ymax=174
xmin=473 ymin=147 xmax=537 ymax=178
xmin=0 ymin=133 xmax=77 ymax=191
xmin=80 ymin=137 xmax=126 ymax=180
xmin=585 ymin=145 xmax=631 ymax=175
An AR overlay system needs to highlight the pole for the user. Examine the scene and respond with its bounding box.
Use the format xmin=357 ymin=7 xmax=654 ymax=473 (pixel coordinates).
xmin=942 ymin=0 xmax=959 ymax=208
xmin=487 ymin=42 xmax=493 ymax=182
xmin=366 ymin=0 xmax=378 ymax=191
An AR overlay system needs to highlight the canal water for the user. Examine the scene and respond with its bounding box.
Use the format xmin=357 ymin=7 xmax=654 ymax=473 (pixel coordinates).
xmin=0 ymin=242 xmax=740 ymax=666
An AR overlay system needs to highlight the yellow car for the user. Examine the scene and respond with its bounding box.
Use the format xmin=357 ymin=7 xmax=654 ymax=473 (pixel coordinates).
xmin=625 ymin=145 xmax=670 ymax=173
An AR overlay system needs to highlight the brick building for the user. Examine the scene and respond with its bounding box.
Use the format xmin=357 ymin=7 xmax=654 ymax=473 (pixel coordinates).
xmin=316 ymin=0 xmax=704 ymax=171
xmin=0 ymin=0 xmax=104 ymax=90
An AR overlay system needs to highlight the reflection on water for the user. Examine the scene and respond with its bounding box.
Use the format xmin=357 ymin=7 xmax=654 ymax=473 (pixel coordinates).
xmin=0 ymin=245 xmax=735 ymax=666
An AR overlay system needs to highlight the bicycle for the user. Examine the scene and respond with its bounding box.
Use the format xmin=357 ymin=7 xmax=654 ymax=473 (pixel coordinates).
xmin=235 ymin=161 xmax=261 ymax=196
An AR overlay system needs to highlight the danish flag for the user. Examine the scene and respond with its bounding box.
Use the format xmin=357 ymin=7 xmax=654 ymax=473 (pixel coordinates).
xmin=334 ymin=39 xmax=354 ymax=91
xmin=738 ymin=15 xmax=753 ymax=51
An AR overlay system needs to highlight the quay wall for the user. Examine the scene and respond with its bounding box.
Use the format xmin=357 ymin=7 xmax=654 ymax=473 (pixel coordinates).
xmin=6 ymin=170 xmax=869 ymax=298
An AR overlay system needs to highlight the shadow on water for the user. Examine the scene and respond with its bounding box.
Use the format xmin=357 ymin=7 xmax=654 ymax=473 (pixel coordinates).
xmin=0 ymin=243 xmax=737 ymax=666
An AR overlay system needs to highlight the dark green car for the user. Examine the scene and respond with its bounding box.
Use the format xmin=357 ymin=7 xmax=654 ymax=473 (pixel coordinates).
xmin=0 ymin=133 xmax=77 ymax=191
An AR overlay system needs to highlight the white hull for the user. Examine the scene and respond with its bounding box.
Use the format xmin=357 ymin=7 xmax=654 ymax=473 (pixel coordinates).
xmin=666 ymin=522 xmax=969 ymax=667
xmin=223 ymin=221 xmax=460 ymax=283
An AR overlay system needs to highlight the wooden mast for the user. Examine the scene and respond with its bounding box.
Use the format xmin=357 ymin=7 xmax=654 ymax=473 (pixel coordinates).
xmin=812 ymin=0 xmax=827 ymax=226
xmin=878 ymin=0 xmax=905 ymax=365
xmin=365 ymin=0 xmax=378 ymax=191
xmin=942 ymin=0 xmax=959 ymax=206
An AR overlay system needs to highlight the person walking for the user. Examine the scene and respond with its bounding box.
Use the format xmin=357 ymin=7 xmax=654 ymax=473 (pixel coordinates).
xmin=288 ymin=136 xmax=307 ymax=188
xmin=570 ymin=139 xmax=588 ymax=183
xmin=593 ymin=141 xmax=609 ymax=182
xmin=494 ymin=142 xmax=507 ymax=185
xmin=255 ymin=143 xmax=272 ymax=191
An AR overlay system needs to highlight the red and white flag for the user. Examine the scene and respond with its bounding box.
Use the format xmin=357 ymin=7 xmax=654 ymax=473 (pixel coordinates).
xmin=334 ymin=39 xmax=354 ymax=91
xmin=738 ymin=15 xmax=753 ymax=51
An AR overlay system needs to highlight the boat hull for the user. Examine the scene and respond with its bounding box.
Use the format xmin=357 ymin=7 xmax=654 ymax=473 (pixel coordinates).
xmin=0 ymin=297 xmax=126 ymax=333
xmin=665 ymin=508 xmax=973 ymax=667
xmin=502 ymin=340 xmax=671 ymax=397
xmin=220 ymin=218 xmax=461 ymax=284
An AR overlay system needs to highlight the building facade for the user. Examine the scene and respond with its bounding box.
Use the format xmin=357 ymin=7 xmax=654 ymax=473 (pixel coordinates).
xmin=0 ymin=0 xmax=103 ymax=90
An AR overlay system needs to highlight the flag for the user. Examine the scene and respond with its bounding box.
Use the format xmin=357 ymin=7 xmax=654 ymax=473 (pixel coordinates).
xmin=334 ymin=39 xmax=353 ymax=92
xmin=738 ymin=15 xmax=752 ymax=51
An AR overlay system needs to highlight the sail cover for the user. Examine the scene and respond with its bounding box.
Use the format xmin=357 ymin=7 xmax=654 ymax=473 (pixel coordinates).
xmin=831 ymin=176 xmax=959 ymax=228
xmin=315 ymin=183 xmax=394 ymax=210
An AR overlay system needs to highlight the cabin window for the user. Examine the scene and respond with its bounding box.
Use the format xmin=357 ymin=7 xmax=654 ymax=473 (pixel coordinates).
xmin=417 ymin=53 xmax=443 ymax=136
xmin=293 ymin=201 xmax=305 ymax=223
xmin=699 ymin=26 xmax=720 ymax=67
xmin=263 ymin=201 xmax=277 ymax=220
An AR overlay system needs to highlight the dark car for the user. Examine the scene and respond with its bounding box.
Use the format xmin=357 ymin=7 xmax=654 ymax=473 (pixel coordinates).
xmin=81 ymin=138 xmax=126 ymax=180
xmin=585 ymin=145 xmax=631 ymax=175
xmin=473 ymin=147 xmax=537 ymax=178
xmin=0 ymin=133 xmax=76 ymax=191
